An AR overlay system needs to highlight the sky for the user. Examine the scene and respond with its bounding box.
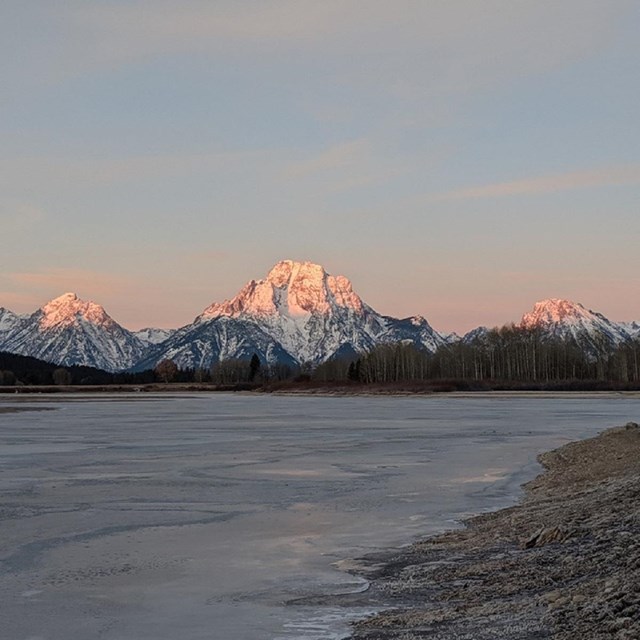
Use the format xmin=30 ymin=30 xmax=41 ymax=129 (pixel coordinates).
xmin=1 ymin=1 xmax=638 ymax=334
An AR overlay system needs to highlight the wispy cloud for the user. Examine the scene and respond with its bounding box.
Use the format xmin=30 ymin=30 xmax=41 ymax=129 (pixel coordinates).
xmin=435 ymin=165 xmax=640 ymax=201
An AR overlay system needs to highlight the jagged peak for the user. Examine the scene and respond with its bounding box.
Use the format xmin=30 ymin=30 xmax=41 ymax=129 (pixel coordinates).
xmin=0 ymin=306 xmax=21 ymax=332
xmin=266 ymin=260 xmax=327 ymax=287
xmin=520 ymin=298 xmax=594 ymax=328
xmin=407 ymin=315 xmax=429 ymax=325
xmin=623 ymin=321 xmax=640 ymax=338
xmin=39 ymin=292 xmax=113 ymax=330
xmin=0 ymin=306 xmax=18 ymax=316
xmin=42 ymin=291 xmax=91 ymax=310
xmin=202 ymin=259 xmax=364 ymax=319
xmin=58 ymin=291 xmax=79 ymax=300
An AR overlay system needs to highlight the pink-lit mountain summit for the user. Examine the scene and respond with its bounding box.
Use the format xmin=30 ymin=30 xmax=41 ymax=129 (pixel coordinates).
xmin=137 ymin=260 xmax=446 ymax=370
xmin=202 ymin=260 xmax=365 ymax=319
xmin=0 ymin=261 xmax=638 ymax=372
xmin=520 ymin=298 xmax=634 ymax=355
xmin=0 ymin=292 xmax=146 ymax=371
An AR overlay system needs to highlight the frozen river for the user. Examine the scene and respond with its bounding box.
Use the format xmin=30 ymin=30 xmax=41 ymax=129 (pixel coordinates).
xmin=0 ymin=393 xmax=638 ymax=639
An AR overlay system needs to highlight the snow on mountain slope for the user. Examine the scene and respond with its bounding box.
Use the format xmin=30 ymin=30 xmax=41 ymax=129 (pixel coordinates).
xmin=621 ymin=321 xmax=640 ymax=340
xmin=140 ymin=260 xmax=447 ymax=370
xmin=519 ymin=298 xmax=632 ymax=356
xmin=442 ymin=331 xmax=462 ymax=344
xmin=200 ymin=260 xmax=378 ymax=363
xmin=0 ymin=308 xmax=24 ymax=346
xmin=133 ymin=327 xmax=175 ymax=346
xmin=2 ymin=293 xmax=147 ymax=372
xmin=203 ymin=261 xmax=365 ymax=318
xmin=378 ymin=315 xmax=448 ymax=353
xmin=201 ymin=260 xmax=446 ymax=363
xmin=461 ymin=326 xmax=490 ymax=344
xmin=2 ymin=279 xmax=636 ymax=374
xmin=132 ymin=315 xmax=298 ymax=372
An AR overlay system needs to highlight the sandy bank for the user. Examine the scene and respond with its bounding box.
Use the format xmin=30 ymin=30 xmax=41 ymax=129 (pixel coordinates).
xmin=349 ymin=421 xmax=640 ymax=639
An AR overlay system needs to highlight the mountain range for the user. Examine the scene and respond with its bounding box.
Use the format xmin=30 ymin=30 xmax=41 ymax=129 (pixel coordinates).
xmin=0 ymin=260 xmax=637 ymax=372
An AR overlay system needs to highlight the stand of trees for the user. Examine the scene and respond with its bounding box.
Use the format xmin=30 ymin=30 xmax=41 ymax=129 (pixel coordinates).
xmin=209 ymin=356 xmax=292 ymax=384
xmin=2 ymin=327 xmax=639 ymax=389
xmin=0 ymin=351 xmax=294 ymax=388
xmin=0 ymin=351 xmax=156 ymax=386
xmin=312 ymin=326 xmax=640 ymax=387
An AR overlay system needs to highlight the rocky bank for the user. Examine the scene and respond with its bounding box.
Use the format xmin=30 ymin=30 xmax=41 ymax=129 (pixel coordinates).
xmin=349 ymin=422 xmax=640 ymax=639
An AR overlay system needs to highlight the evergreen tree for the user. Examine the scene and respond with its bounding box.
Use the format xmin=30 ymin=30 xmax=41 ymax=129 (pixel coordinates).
xmin=248 ymin=354 xmax=261 ymax=382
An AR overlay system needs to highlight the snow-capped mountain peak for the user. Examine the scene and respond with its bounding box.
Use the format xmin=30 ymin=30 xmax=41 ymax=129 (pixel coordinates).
xmin=0 ymin=307 xmax=23 ymax=339
xmin=135 ymin=260 xmax=445 ymax=370
xmin=520 ymin=298 xmax=594 ymax=328
xmin=39 ymin=292 xmax=113 ymax=330
xmin=519 ymin=298 xmax=632 ymax=357
xmin=201 ymin=260 xmax=364 ymax=320
xmin=0 ymin=293 xmax=146 ymax=372
xmin=266 ymin=259 xmax=364 ymax=314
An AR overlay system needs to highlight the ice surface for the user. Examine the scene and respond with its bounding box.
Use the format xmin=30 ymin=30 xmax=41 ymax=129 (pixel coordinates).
xmin=0 ymin=394 xmax=638 ymax=639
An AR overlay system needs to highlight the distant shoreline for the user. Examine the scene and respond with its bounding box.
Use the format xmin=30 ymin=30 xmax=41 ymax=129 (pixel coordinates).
xmin=346 ymin=422 xmax=640 ymax=639
xmin=1 ymin=383 xmax=639 ymax=399
xmin=0 ymin=383 xmax=256 ymax=394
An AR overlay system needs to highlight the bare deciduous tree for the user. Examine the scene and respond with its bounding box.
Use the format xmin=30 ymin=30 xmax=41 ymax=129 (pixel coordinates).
xmin=154 ymin=359 xmax=178 ymax=383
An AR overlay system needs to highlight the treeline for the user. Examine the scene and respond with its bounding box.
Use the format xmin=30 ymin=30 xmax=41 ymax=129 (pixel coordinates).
xmin=153 ymin=355 xmax=294 ymax=385
xmin=312 ymin=326 xmax=640 ymax=386
xmin=0 ymin=351 xmax=294 ymax=388
xmin=0 ymin=352 xmax=157 ymax=386
xmin=3 ymin=325 xmax=640 ymax=389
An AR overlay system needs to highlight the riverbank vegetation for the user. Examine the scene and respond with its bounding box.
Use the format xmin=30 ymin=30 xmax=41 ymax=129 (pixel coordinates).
xmin=2 ymin=326 xmax=639 ymax=391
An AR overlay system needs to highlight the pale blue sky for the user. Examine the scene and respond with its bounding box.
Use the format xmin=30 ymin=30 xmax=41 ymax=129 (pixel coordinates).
xmin=1 ymin=1 xmax=638 ymax=332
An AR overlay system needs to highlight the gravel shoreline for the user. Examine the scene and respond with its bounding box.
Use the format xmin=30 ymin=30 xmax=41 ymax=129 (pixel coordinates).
xmin=347 ymin=421 xmax=640 ymax=639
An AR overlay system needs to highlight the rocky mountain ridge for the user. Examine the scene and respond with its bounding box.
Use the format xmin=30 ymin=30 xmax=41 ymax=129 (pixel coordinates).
xmin=0 ymin=293 xmax=146 ymax=372
xmin=0 ymin=262 xmax=637 ymax=372
xmin=135 ymin=260 xmax=447 ymax=371
xmin=0 ymin=307 xmax=24 ymax=342
xmin=518 ymin=298 xmax=635 ymax=358
xmin=133 ymin=327 xmax=175 ymax=346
